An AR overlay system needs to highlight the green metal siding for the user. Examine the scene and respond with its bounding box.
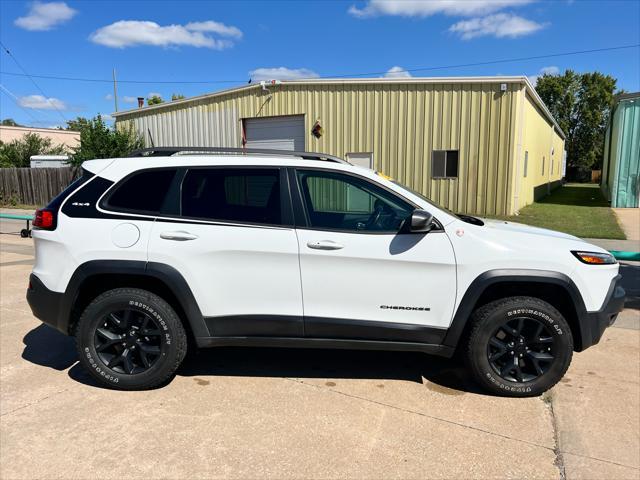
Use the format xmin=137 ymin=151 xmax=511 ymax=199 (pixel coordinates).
xmin=604 ymin=94 xmax=640 ymax=208
xmin=115 ymin=80 xmax=549 ymax=216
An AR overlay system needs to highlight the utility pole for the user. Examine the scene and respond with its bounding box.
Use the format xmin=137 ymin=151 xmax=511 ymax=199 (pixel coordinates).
xmin=112 ymin=68 xmax=118 ymax=112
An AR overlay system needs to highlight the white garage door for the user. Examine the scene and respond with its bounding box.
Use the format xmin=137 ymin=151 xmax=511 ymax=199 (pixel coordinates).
xmin=244 ymin=115 xmax=305 ymax=151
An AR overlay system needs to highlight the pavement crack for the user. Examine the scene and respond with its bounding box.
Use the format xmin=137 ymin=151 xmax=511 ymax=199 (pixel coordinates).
xmin=1 ymin=387 xmax=69 ymax=417
xmin=543 ymin=390 xmax=566 ymax=480
xmin=285 ymin=377 xmax=555 ymax=452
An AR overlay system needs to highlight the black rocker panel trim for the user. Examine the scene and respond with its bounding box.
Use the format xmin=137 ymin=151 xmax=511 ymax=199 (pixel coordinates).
xmin=205 ymin=315 xmax=304 ymax=337
xmin=305 ymin=316 xmax=447 ymax=344
xmin=60 ymin=260 xmax=208 ymax=337
xmin=442 ymin=269 xmax=588 ymax=349
xmin=195 ymin=336 xmax=454 ymax=357
xmin=204 ymin=314 xmax=446 ymax=344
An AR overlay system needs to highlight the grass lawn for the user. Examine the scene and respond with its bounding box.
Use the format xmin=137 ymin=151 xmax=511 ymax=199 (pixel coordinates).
xmin=492 ymin=183 xmax=626 ymax=240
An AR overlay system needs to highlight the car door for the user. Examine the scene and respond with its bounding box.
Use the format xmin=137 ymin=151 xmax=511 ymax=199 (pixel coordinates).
xmin=292 ymin=167 xmax=457 ymax=343
xmin=147 ymin=166 xmax=304 ymax=337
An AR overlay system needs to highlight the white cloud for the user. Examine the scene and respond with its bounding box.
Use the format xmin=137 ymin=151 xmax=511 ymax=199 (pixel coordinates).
xmin=147 ymin=92 xmax=162 ymax=98
xmin=528 ymin=65 xmax=560 ymax=85
xmin=185 ymin=21 xmax=242 ymax=38
xmin=348 ymin=0 xmax=532 ymax=18
xmin=122 ymin=96 xmax=138 ymax=104
xmin=449 ymin=13 xmax=546 ymax=39
xmin=105 ymin=93 xmax=113 ymax=100
xmin=15 ymin=1 xmax=77 ymax=31
xmin=249 ymin=67 xmax=319 ymax=81
xmin=18 ymin=94 xmax=67 ymax=110
xmin=384 ymin=66 xmax=412 ymax=78
xmin=89 ymin=20 xmax=242 ymax=49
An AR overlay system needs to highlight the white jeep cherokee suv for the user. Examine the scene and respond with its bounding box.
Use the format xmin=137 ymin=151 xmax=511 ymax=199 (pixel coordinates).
xmin=26 ymin=147 xmax=625 ymax=396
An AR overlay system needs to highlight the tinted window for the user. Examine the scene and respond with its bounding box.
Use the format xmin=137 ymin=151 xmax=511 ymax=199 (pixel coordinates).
xmin=296 ymin=169 xmax=413 ymax=232
xmin=181 ymin=168 xmax=281 ymax=224
xmin=106 ymin=169 xmax=177 ymax=214
xmin=432 ymin=150 xmax=459 ymax=178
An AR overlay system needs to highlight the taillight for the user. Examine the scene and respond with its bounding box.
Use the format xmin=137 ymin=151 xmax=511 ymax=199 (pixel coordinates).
xmin=33 ymin=209 xmax=56 ymax=230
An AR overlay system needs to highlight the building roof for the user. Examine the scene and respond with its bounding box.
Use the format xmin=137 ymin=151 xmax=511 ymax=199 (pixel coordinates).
xmin=0 ymin=125 xmax=80 ymax=135
xmin=615 ymin=91 xmax=640 ymax=102
xmin=112 ymin=75 xmax=565 ymax=139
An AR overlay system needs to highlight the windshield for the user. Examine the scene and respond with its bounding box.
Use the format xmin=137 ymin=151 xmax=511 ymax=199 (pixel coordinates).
xmin=390 ymin=178 xmax=484 ymax=226
xmin=390 ymin=179 xmax=453 ymax=214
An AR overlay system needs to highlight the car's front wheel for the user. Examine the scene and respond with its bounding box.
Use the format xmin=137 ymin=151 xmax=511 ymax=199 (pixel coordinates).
xmin=75 ymin=288 xmax=187 ymax=390
xmin=466 ymin=296 xmax=573 ymax=397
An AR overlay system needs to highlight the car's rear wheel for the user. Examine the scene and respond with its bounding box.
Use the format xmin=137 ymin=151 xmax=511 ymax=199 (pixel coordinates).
xmin=75 ymin=288 xmax=187 ymax=390
xmin=466 ymin=296 xmax=573 ymax=397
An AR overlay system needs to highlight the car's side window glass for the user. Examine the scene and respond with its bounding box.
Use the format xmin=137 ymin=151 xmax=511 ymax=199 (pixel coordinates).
xmin=296 ymin=169 xmax=413 ymax=232
xmin=105 ymin=168 xmax=177 ymax=214
xmin=181 ymin=168 xmax=281 ymax=225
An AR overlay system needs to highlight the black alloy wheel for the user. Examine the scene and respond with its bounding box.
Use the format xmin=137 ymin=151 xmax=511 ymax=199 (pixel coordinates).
xmin=487 ymin=317 xmax=555 ymax=383
xmin=94 ymin=309 xmax=164 ymax=375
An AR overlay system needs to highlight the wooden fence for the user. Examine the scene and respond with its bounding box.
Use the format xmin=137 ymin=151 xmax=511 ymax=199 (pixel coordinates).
xmin=0 ymin=167 xmax=78 ymax=206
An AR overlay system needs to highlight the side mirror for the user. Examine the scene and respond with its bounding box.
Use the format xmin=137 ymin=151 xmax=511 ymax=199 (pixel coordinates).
xmin=409 ymin=209 xmax=434 ymax=233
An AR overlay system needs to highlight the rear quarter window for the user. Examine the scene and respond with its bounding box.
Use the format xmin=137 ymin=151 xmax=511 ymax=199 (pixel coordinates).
xmin=47 ymin=169 xmax=94 ymax=211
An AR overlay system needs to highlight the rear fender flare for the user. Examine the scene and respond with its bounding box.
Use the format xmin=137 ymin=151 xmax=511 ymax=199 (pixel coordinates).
xmin=61 ymin=260 xmax=207 ymax=337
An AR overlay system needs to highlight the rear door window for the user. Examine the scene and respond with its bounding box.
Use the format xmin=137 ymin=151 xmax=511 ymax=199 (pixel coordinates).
xmin=181 ymin=168 xmax=282 ymax=225
xmin=104 ymin=168 xmax=178 ymax=214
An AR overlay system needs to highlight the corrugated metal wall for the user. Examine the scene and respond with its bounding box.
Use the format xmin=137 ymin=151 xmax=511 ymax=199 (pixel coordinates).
xmin=117 ymin=82 xmax=523 ymax=216
xmin=610 ymin=96 xmax=640 ymax=208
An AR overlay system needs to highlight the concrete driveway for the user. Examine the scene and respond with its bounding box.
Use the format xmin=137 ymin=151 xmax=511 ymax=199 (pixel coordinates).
xmin=1 ymin=225 xmax=638 ymax=479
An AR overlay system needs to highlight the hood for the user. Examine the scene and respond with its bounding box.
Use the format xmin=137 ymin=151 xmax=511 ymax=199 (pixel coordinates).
xmin=481 ymin=218 xmax=582 ymax=242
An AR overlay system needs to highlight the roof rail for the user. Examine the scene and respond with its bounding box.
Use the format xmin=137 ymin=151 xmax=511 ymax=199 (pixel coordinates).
xmin=127 ymin=146 xmax=350 ymax=164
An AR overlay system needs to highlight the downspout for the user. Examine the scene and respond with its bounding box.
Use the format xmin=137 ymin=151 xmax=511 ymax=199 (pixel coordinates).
xmin=513 ymin=85 xmax=526 ymax=214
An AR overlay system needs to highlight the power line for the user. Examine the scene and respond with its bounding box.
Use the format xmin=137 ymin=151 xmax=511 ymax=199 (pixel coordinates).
xmin=0 ymin=44 xmax=637 ymax=85
xmin=0 ymin=83 xmax=44 ymax=124
xmin=333 ymin=44 xmax=640 ymax=78
xmin=0 ymin=41 xmax=68 ymax=123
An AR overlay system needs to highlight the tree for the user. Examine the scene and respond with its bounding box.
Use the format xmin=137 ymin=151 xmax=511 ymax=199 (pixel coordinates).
xmin=1 ymin=118 xmax=22 ymax=127
xmin=536 ymin=70 xmax=618 ymax=181
xmin=0 ymin=133 xmax=67 ymax=168
xmin=171 ymin=93 xmax=185 ymax=101
xmin=65 ymin=117 xmax=91 ymax=132
xmin=147 ymin=95 xmax=163 ymax=105
xmin=70 ymin=115 xmax=144 ymax=166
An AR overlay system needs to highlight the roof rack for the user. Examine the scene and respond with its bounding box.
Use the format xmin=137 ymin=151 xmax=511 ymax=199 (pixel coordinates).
xmin=127 ymin=147 xmax=351 ymax=164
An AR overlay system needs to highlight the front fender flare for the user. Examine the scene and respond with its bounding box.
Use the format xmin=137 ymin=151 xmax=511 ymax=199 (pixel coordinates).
xmin=442 ymin=269 xmax=587 ymax=348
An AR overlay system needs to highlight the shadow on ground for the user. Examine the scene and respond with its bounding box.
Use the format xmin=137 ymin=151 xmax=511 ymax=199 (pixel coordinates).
xmin=22 ymin=324 xmax=76 ymax=370
xmin=21 ymin=324 xmax=483 ymax=394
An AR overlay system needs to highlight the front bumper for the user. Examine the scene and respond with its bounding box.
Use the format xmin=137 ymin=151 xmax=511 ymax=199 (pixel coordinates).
xmin=26 ymin=273 xmax=66 ymax=334
xmin=577 ymin=274 xmax=625 ymax=351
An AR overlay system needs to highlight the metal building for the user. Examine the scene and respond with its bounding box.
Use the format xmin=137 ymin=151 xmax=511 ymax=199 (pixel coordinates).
xmin=113 ymin=77 xmax=565 ymax=216
xmin=602 ymin=92 xmax=640 ymax=208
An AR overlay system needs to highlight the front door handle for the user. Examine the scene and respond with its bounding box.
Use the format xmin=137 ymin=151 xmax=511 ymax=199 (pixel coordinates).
xmin=160 ymin=231 xmax=199 ymax=241
xmin=307 ymin=240 xmax=344 ymax=251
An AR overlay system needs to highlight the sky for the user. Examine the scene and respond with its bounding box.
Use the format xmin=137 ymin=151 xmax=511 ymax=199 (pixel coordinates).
xmin=0 ymin=0 xmax=638 ymax=129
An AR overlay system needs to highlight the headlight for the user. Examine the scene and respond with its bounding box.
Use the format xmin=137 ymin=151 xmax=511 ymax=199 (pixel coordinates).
xmin=571 ymin=251 xmax=617 ymax=265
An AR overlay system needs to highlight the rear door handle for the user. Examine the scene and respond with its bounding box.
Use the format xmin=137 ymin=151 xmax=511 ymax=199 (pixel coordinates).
xmin=160 ymin=231 xmax=199 ymax=241
xmin=307 ymin=240 xmax=344 ymax=251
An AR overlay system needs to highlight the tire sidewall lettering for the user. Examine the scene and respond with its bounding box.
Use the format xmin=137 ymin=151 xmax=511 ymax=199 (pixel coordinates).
xmin=506 ymin=308 xmax=563 ymax=335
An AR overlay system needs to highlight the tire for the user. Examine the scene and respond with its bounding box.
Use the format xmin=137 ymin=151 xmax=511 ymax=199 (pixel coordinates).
xmin=75 ymin=288 xmax=187 ymax=390
xmin=466 ymin=296 xmax=573 ymax=397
